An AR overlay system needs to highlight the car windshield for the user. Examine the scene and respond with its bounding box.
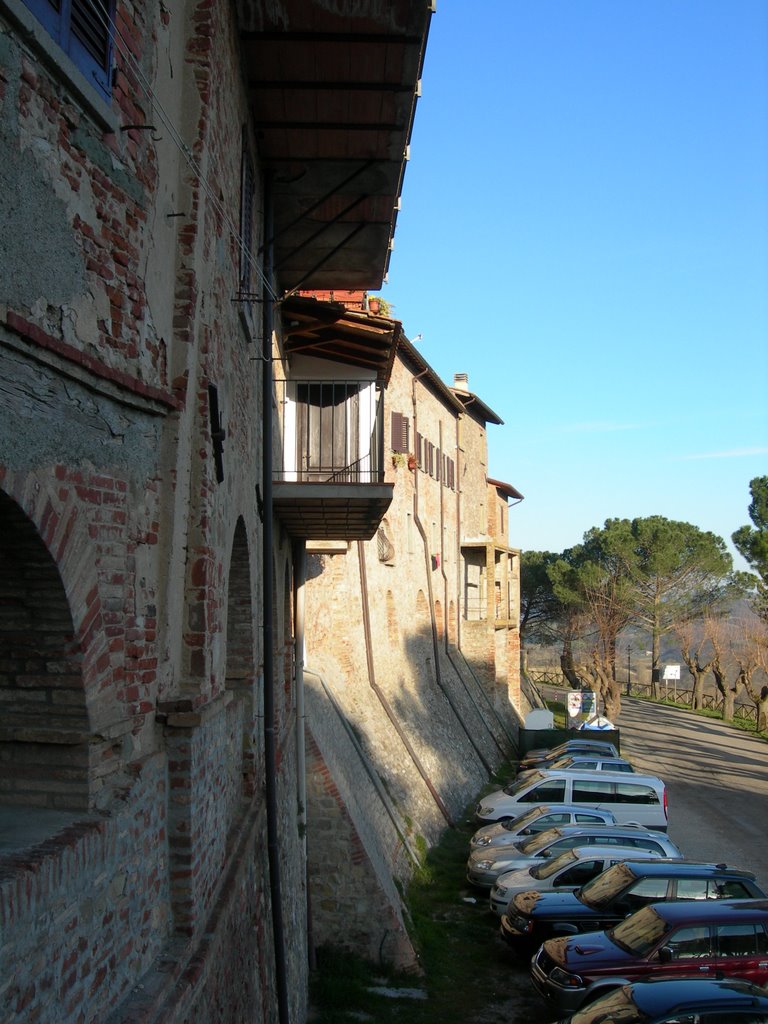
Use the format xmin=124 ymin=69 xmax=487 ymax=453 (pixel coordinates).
xmin=503 ymin=771 xmax=546 ymax=795
xmin=568 ymin=983 xmax=643 ymax=1023
xmin=578 ymin=862 xmax=639 ymax=908
xmin=502 ymin=806 xmax=548 ymax=832
xmin=548 ymin=757 xmax=574 ymax=769
xmin=609 ymin=905 xmax=667 ymax=956
xmin=515 ymin=828 xmax=564 ymax=855
xmin=531 ymin=848 xmax=579 ymax=880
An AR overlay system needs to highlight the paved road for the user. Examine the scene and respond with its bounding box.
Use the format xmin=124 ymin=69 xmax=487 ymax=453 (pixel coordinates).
xmin=615 ymin=698 xmax=768 ymax=891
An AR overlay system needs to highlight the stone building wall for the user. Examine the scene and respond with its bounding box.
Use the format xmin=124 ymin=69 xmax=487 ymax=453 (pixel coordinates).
xmin=301 ymin=343 xmax=523 ymax=965
xmin=304 ymin=673 xmax=417 ymax=970
xmin=0 ymin=2 xmax=306 ymax=1022
xmin=0 ymin=0 xmax=518 ymax=1018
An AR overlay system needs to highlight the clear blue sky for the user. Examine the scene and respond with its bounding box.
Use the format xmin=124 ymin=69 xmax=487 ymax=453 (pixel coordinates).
xmin=384 ymin=0 xmax=768 ymax=570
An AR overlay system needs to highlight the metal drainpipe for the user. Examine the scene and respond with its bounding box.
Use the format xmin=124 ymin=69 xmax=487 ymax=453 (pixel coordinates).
xmin=356 ymin=541 xmax=453 ymax=826
xmin=293 ymin=540 xmax=314 ymax=969
xmin=411 ymin=381 xmax=492 ymax=774
xmin=262 ymin=174 xmax=290 ymax=1024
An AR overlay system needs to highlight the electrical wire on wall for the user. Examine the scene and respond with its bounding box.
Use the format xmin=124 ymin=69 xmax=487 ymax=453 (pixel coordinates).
xmin=85 ymin=0 xmax=279 ymax=303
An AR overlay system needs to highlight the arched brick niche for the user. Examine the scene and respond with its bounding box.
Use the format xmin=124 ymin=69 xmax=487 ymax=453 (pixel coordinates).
xmin=0 ymin=490 xmax=89 ymax=810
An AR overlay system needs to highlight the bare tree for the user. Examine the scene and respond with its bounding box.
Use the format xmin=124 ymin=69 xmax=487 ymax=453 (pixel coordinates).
xmin=731 ymin=612 xmax=768 ymax=732
xmin=675 ymin=618 xmax=715 ymax=710
xmin=706 ymin=615 xmax=748 ymax=722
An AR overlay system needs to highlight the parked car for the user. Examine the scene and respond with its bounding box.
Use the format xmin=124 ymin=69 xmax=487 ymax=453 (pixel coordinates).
xmin=475 ymin=770 xmax=669 ymax=831
xmin=519 ymin=739 xmax=619 ymax=770
xmin=489 ymin=845 xmax=666 ymax=917
xmin=551 ymin=976 xmax=768 ymax=1024
xmin=471 ymin=804 xmax=617 ymax=851
xmin=530 ymin=898 xmax=768 ymax=1015
xmin=502 ymin=859 xmax=765 ymax=949
xmin=467 ymin=825 xmax=682 ymax=889
xmin=517 ymin=755 xmax=635 ymax=780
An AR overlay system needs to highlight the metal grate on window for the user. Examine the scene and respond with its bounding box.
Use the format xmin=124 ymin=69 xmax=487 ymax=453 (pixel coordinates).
xmin=72 ymin=0 xmax=111 ymax=67
xmin=376 ymin=527 xmax=395 ymax=563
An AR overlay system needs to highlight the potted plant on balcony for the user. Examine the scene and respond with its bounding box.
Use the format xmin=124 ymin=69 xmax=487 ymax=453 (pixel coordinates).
xmin=391 ymin=451 xmax=407 ymax=468
xmin=368 ymin=296 xmax=392 ymax=316
xmin=407 ymin=453 xmax=417 ymax=471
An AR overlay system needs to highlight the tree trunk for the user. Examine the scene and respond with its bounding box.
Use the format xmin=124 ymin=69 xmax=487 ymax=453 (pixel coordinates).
xmin=560 ymin=641 xmax=581 ymax=688
xmin=758 ymin=687 xmax=768 ymax=734
xmin=721 ymin=688 xmax=735 ymax=721
xmin=691 ymin=671 xmax=707 ymax=710
xmin=651 ymin=594 xmax=662 ymax=700
xmin=604 ymin=678 xmax=622 ymax=721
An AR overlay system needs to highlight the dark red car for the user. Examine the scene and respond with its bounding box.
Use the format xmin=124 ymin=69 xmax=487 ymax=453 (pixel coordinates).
xmin=530 ymin=898 xmax=768 ymax=1015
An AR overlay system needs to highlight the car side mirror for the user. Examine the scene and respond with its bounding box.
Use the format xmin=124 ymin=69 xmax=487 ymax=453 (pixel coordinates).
xmin=657 ymin=945 xmax=673 ymax=963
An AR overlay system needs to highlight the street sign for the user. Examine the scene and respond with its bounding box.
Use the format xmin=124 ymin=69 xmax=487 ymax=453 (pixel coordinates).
xmin=663 ymin=664 xmax=681 ymax=681
xmin=567 ymin=691 xmax=582 ymax=718
xmin=581 ymin=691 xmax=597 ymax=716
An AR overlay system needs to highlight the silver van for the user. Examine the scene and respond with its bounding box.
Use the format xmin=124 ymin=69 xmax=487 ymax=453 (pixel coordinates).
xmin=475 ymin=769 xmax=668 ymax=831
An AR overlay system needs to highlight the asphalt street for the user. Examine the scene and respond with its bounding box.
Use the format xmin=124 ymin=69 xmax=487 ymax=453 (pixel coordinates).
xmin=615 ymin=698 xmax=768 ymax=891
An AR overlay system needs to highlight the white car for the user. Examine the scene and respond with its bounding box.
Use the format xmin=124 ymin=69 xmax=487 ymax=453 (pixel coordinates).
xmin=520 ymin=739 xmax=619 ymax=767
xmin=467 ymin=825 xmax=681 ymax=889
xmin=516 ymin=755 xmax=634 ymax=780
xmin=471 ymin=804 xmax=616 ymax=851
xmin=474 ymin=769 xmax=669 ymax=831
xmin=488 ymin=844 xmax=668 ymax=916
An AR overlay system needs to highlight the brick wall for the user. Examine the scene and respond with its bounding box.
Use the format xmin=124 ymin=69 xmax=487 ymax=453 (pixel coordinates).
xmin=0 ymin=1 xmax=308 ymax=1022
xmin=305 ymin=727 xmax=416 ymax=970
xmin=1 ymin=754 xmax=170 ymax=1023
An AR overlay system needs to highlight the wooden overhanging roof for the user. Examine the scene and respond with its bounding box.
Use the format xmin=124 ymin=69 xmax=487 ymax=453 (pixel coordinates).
xmin=487 ymin=477 xmax=525 ymax=502
xmin=281 ymin=295 xmax=400 ymax=383
xmin=238 ymin=1 xmax=433 ymax=292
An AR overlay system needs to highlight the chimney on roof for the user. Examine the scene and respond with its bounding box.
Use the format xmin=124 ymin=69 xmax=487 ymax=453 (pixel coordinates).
xmin=454 ymin=373 xmax=469 ymax=388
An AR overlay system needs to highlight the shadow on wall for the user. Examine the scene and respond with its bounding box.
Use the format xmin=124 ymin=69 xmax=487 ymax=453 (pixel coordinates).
xmin=307 ymin=614 xmax=520 ymax=837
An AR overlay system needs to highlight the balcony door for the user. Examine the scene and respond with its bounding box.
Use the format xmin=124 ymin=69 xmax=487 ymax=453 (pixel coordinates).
xmin=296 ymin=382 xmax=360 ymax=481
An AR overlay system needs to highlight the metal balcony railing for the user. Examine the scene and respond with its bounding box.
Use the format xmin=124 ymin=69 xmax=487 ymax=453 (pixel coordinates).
xmin=274 ymin=379 xmax=386 ymax=484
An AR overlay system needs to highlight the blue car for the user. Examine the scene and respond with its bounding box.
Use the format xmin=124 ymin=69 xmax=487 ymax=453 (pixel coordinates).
xmin=554 ymin=976 xmax=768 ymax=1023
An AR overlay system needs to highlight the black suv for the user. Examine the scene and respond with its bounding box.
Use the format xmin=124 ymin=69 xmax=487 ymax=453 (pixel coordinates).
xmin=501 ymin=859 xmax=765 ymax=950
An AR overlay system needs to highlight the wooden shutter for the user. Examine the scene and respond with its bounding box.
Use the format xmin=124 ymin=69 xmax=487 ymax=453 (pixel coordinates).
xmin=390 ymin=412 xmax=409 ymax=453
